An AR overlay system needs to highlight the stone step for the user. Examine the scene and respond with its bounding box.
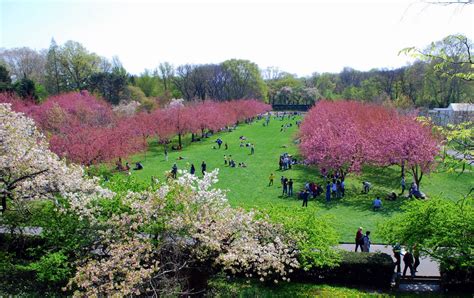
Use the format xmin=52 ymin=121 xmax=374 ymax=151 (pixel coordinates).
xmin=399 ymin=276 xmax=441 ymax=283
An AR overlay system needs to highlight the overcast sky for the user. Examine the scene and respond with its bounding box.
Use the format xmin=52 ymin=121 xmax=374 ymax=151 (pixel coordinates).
xmin=1 ymin=0 xmax=473 ymax=76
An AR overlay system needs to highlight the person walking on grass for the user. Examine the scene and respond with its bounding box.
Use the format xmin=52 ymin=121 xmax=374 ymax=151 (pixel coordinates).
xmin=288 ymin=179 xmax=294 ymax=196
xmin=269 ymin=173 xmax=275 ymax=186
xmin=302 ymin=190 xmax=309 ymax=207
xmin=250 ymin=144 xmax=255 ymax=155
xmin=355 ymin=227 xmax=364 ymax=252
xmin=401 ymin=175 xmax=406 ymax=194
xmin=326 ymin=181 xmax=331 ymax=202
xmin=362 ymin=231 xmax=371 ymax=252
xmin=201 ymin=161 xmax=207 ymax=176
xmin=164 ymin=148 xmax=168 ymax=161
xmin=341 ymin=178 xmax=345 ymax=197
xmin=171 ymin=163 xmax=178 ymax=179
xmin=225 ymin=142 xmax=228 ymax=150
xmin=336 ymin=180 xmax=342 ymax=199
xmin=190 ymin=164 xmax=195 ymax=175
xmin=282 ymin=177 xmax=288 ymax=195
xmin=224 ymin=155 xmax=228 ymax=165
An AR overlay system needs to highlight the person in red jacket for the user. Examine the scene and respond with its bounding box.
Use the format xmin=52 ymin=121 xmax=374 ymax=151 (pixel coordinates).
xmin=355 ymin=227 xmax=363 ymax=252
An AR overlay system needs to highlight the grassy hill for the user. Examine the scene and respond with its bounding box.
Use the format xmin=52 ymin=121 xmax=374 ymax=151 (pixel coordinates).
xmin=121 ymin=115 xmax=472 ymax=242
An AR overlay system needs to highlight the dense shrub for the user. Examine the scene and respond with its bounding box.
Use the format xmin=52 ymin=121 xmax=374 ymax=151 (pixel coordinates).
xmin=440 ymin=261 xmax=473 ymax=292
xmin=207 ymin=275 xmax=383 ymax=297
xmin=25 ymin=252 xmax=72 ymax=284
xmin=294 ymin=251 xmax=394 ymax=288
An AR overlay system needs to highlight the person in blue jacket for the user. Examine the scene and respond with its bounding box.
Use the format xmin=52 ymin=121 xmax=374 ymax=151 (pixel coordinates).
xmin=326 ymin=181 xmax=331 ymax=202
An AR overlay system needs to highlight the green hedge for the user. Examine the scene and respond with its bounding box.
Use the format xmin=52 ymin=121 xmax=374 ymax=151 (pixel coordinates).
xmin=440 ymin=262 xmax=473 ymax=292
xmin=207 ymin=275 xmax=385 ymax=297
xmin=294 ymin=251 xmax=394 ymax=288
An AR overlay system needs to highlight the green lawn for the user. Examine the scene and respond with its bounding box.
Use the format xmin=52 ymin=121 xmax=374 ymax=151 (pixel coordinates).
xmin=121 ymin=116 xmax=472 ymax=243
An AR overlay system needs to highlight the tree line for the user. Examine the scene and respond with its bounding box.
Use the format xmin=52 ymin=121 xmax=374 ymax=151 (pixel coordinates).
xmin=0 ymin=92 xmax=270 ymax=166
xmin=1 ymin=34 xmax=472 ymax=108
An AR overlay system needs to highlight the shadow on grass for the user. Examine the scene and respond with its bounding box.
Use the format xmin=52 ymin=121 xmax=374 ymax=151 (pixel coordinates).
xmin=273 ymin=164 xmax=407 ymax=217
xmin=359 ymin=166 xmax=400 ymax=190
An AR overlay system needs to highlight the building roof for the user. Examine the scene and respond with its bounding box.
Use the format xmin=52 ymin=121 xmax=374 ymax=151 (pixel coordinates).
xmin=431 ymin=103 xmax=474 ymax=112
xmin=448 ymin=103 xmax=474 ymax=112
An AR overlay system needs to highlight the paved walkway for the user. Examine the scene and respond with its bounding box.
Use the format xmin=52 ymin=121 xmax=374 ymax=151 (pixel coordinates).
xmin=0 ymin=226 xmax=43 ymax=236
xmin=0 ymin=226 xmax=441 ymax=277
xmin=446 ymin=149 xmax=473 ymax=164
xmin=339 ymin=243 xmax=440 ymax=277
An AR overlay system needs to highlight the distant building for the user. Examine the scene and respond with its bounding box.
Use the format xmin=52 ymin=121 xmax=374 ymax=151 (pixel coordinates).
xmin=429 ymin=103 xmax=474 ymax=126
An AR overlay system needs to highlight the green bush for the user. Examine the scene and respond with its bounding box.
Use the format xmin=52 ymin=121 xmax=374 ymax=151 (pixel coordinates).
xmin=87 ymin=164 xmax=113 ymax=181
xmin=0 ymin=251 xmax=15 ymax=274
xmin=27 ymin=252 xmax=72 ymax=284
xmin=295 ymin=251 xmax=394 ymax=288
xmin=265 ymin=207 xmax=341 ymax=269
xmin=440 ymin=260 xmax=473 ymax=292
xmin=207 ymin=275 xmax=385 ymax=297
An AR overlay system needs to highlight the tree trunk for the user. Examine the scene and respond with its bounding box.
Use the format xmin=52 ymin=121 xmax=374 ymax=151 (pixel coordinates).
xmin=411 ymin=165 xmax=423 ymax=187
xmin=401 ymin=160 xmax=405 ymax=177
xmin=178 ymin=133 xmax=182 ymax=149
xmin=1 ymin=194 xmax=6 ymax=213
xmin=191 ymin=133 xmax=195 ymax=142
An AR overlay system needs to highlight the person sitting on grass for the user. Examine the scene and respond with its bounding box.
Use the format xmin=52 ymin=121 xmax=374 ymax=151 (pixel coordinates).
xmin=116 ymin=157 xmax=124 ymax=171
xmin=373 ymin=196 xmax=382 ymax=211
xmin=362 ymin=181 xmax=371 ymax=193
xmin=408 ymin=182 xmax=426 ymax=199
xmin=386 ymin=192 xmax=397 ymax=201
xmin=316 ymin=184 xmax=323 ymax=197
xmin=133 ymin=162 xmax=143 ymax=170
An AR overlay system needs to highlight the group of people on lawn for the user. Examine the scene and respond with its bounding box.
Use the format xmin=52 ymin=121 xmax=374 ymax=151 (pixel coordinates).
xmin=270 ymin=170 xmax=346 ymax=207
xmin=271 ymin=166 xmax=424 ymax=210
xmin=166 ymin=134 xmax=255 ymax=180
xmin=115 ymin=157 xmax=143 ymax=173
xmin=279 ymin=153 xmax=297 ymax=170
xmin=170 ymin=161 xmax=207 ymax=179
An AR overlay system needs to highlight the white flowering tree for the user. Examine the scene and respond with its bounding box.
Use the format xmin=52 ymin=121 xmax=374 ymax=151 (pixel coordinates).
xmin=69 ymin=170 xmax=300 ymax=296
xmin=0 ymin=103 xmax=110 ymax=216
